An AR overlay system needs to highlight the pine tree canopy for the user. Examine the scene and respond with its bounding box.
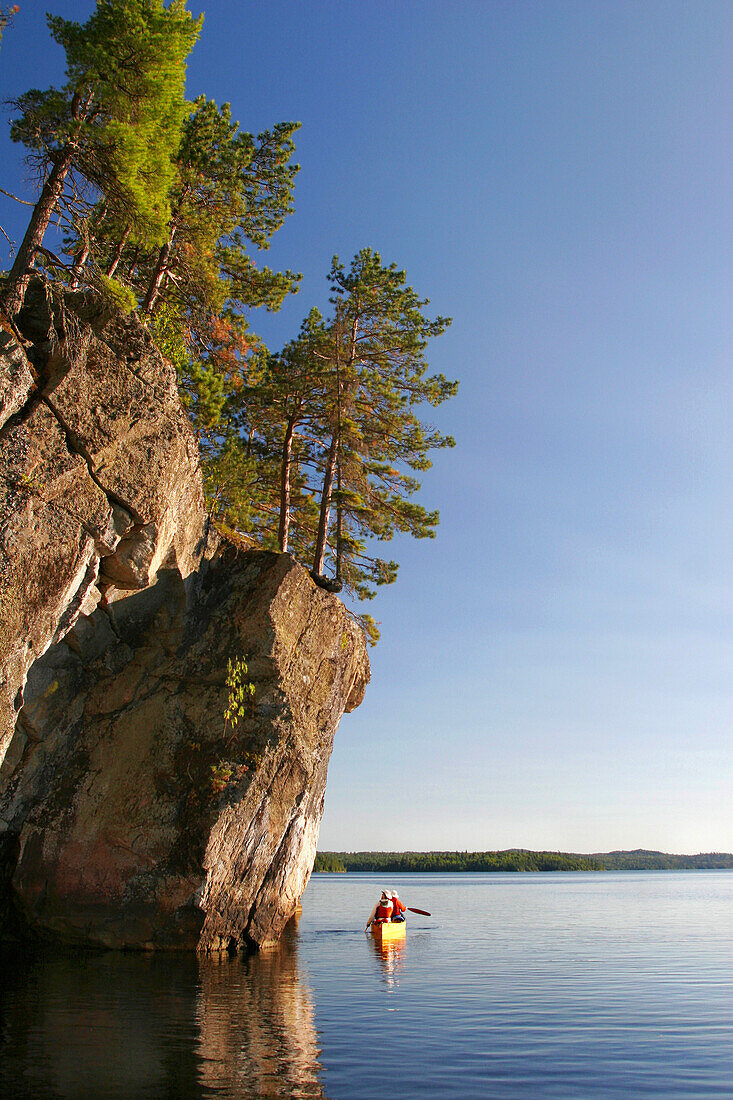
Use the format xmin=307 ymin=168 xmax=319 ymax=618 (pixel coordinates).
xmin=10 ymin=0 xmax=201 ymax=245
xmin=203 ymin=249 xmax=457 ymax=619
xmin=2 ymin=8 xmax=458 ymax=645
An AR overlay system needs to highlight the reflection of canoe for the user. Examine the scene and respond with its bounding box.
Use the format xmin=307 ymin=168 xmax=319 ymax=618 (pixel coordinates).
xmin=370 ymin=920 xmax=406 ymax=944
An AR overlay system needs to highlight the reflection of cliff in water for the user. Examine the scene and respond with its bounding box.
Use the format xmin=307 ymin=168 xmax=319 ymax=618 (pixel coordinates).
xmin=0 ymin=921 xmax=326 ymax=1098
xmin=196 ymin=919 xmax=326 ymax=1097
xmin=0 ymin=950 xmax=202 ymax=1096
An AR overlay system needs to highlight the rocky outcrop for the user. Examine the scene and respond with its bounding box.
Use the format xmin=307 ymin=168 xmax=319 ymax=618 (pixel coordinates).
xmin=0 ymin=318 xmax=34 ymax=431
xmin=0 ymin=285 xmax=369 ymax=950
xmin=1 ymin=283 xmax=210 ymax=769
xmin=0 ymin=549 xmax=367 ymax=950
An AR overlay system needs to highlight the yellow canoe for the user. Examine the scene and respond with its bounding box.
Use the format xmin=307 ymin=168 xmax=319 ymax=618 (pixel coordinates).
xmin=370 ymin=920 xmax=407 ymax=944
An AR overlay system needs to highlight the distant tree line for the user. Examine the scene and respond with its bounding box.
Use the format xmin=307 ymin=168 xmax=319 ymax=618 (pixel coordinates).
xmin=0 ymin=1 xmax=457 ymax=642
xmin=313 ymin=850 xmax=733 ymax=873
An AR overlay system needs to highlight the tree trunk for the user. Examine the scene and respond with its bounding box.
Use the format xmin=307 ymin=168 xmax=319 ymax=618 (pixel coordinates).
xmin=335 ymin=456 xmax=343 ymax=581
xmin=126 ymin=246 xmax=141 ymax=279
xmin=334 ymin=315 xmax=356 ymax=582
xmin=142 ymin=225 xmax=176 ymax=317
xmin=70 ymin=241 xmax=90 ymax=290
xmin=312 ymin=307 xmax=358 ymax=577
xmin=278 ymin=406 xmax=300 ymax=553
xmin=312 ymin=431 xmax=338 ymax=576
xmin=2 ymin=144 xmax=75 ymax=316
xmin=107 ymin=224 xmax=131 ymax=277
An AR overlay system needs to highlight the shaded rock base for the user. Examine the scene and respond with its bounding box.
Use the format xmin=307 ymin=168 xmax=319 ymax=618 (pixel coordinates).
xmin=0 ymin=550 xmax=368 ymax=950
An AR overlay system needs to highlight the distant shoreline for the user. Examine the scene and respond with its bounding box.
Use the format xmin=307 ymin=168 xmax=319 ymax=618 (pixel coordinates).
xmin=314 ymin=850 xmax=733 ymax=873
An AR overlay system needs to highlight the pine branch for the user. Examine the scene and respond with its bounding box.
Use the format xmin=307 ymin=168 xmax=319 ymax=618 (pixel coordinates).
xmin=0 ymin=186 xmax=35 ymax=206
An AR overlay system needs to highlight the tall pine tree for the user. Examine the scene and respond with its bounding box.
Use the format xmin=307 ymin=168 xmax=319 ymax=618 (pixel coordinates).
xmin=310 ymin=249 xmax=456 ymax=597
xmin=2 ymin=0 xmax=201 ymax=316
xmin=205 ymin=249 xmax=457 ymax=611
xmin=138 ymin=98 xmax=299 ymax=321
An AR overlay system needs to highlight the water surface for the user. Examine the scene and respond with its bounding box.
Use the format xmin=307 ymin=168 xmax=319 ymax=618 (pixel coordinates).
xmin=1 ymin=871 xmax=732 ymax=1097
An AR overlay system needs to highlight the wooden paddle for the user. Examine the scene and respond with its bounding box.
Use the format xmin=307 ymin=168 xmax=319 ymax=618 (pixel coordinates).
xmin=407 ymin=906 xmax=431 ymax=916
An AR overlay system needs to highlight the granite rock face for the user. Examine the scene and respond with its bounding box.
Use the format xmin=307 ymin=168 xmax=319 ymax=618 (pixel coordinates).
xmin=0 ymin=287 xmax=369 ymax=949
xmin=0 ymin=317 xmax=34 ymax=431
xmin=0 ymin=550 xmax=367 ymax=950
xmin=0 ymin=283 xmax=209 ymax=768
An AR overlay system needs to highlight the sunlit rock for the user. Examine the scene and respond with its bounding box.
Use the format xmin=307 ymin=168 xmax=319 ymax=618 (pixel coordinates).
xmin=0 ymin=285 xmax=369 ymax=950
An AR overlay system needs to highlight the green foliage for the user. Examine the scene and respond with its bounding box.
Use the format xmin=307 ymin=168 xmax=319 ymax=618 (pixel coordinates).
xmin=95 ymin=273 xmax=137 ymax=313
xmin=210 ymin=656 xmax=262 ymax=796
xmin=315 ymin=850 xmax=733 ymax=873
xmin=205 ymin=249 xmax=457 ymax=606
xmin=4 ymin=8 xmax=457 ymax=643
xmin=202 ymin=435 xmax=273 ymax=543
xmin=356 ymin=614 xmax=381 ymax=647
xmin=313 ymin=853 xmax=347 ymax=873
xmin=9 ymin=0 xmax=201 ymax=249
xmin=316 ymin=248 xmax=456 ymax=596
xmin=223 ymin=656 xmax=255 ymax=736
xmin=136 ymin=97 xmax=300 ymax=319
xmin=316 ymin=851 xmax=603 ymax=872
xmin=150 ymin=299 xmax=189 ymax=374
xmin=209 ymin=759 xmax=254 ymax=796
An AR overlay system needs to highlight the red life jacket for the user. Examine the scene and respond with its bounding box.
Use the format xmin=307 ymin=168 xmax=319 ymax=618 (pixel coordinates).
xmin=391 ymin=897 xmax=406 ymax=917
xmin=375 ymin=899 xmax=393 ymax=922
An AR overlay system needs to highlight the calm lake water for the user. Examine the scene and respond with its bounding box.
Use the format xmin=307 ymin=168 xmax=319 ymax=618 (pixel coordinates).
xmin=1 ymin=871 xmax=732 ymax=1097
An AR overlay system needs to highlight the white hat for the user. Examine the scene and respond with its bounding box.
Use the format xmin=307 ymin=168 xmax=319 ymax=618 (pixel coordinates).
xmin=392 ymin=892 xmax=399 ymax=899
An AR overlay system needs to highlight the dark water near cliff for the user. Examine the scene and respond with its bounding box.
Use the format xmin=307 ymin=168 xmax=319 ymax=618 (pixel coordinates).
xmin=1 ymin=871 xmax=732 ymax=1097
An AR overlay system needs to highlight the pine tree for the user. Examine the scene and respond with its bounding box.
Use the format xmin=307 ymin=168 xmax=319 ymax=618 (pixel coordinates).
xmin=309 ymin=249 xmax=456 ymax=597
xmin=196 ymin=317 xmax=323 ymax=556
xmin=204 ymin=249 xmax=457 ymax=615
xmin=138 ymin=97 xmax=301 ymax=520
xmin=131 ymin=97 xmax=299 ymax=321
xmin=264 ymin=309 xmax=333 ymax=555
xmin=2 ymin=0 xmax=201 ymax=316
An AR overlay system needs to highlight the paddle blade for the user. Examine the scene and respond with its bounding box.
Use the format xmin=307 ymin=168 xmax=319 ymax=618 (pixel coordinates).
xmin=407 ymin=907 xmax=431 ymax=916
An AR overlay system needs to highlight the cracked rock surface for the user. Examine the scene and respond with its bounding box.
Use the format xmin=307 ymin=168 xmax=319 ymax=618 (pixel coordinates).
xmin=0 ymin=286 xmax=369 ymax=950
xmin=0 ymin=550 xmax=368 ymax=950
xmin=0 ymin=318 xmax=34 ymax=431
xmin=0 ymin=283 xmax=210 ymax=765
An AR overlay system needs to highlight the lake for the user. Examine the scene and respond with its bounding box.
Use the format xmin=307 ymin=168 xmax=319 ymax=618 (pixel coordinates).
xmin=1 ymin=871 xmax=732 ymax=1097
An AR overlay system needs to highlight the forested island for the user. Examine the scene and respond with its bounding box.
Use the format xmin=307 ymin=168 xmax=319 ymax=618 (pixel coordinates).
xmin=314 ymin=850 xmax=733 ymax=873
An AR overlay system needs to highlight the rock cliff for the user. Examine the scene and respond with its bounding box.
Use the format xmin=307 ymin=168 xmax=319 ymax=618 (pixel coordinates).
xmin=0 ymin=284 xmax=369 ymax=949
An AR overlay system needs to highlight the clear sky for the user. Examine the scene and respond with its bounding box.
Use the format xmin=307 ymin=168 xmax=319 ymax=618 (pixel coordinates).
xmin=2 ymin=1 xmax=732 ymax=853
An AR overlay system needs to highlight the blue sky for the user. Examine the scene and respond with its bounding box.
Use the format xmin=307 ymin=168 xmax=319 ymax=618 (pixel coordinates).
xmin=2 ymin=1 xmax=732 ymax=853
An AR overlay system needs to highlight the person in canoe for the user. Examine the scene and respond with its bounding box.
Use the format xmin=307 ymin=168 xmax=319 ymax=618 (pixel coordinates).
xmin=390 ymin=891 xmax=407 ymax=922
xmin=365 ymin=890 xmax=394 ymax=930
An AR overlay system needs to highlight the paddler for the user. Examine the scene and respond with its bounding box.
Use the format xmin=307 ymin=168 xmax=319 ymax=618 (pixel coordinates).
xmin=390 ymin=891 xmax=406 ymax=922
xmin=365 ymin=890 xmax=394 ymax=930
